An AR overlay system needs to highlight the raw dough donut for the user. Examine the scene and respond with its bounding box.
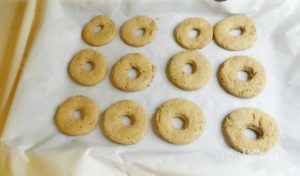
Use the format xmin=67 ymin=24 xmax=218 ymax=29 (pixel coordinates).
xmin=214 ymin=15 xmax=256 ymax=51
xmin=110 ymin=53 xmax=156 ymax=92
xmin=174 ymin=18 xmax=213 ymax=49
xmin=102 ymin=100 xmax=148 ymax=144
xmin=120 ymin=16 xmax=157 ymax=47
xmin=223 ymin=108 xmax=279 ymax=154
xmin=82 ymin=15 xmax=116 ymax=46
xmin=68 ymin=49 xmax=108 ymax=86
xmin=167 ymin=50 xmax=211 ymax=90
xmin=217 ymin=55 xmax=266 ymax=98
xmin=55 ymin=96 xmax=99 ymax=136
xmin=154 ymin=98 xmax=205 ymax=144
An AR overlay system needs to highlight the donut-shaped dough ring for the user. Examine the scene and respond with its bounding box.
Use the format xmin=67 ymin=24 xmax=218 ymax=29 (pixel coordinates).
xmin=167 ymin=50 xmax=211 ymax=91
xmin=174 ymin=18 xmax=213 ymax=49
xmin=214 ymin=15 xmax=256 ymax=51
xmin=82 ymin=15 xmax=116 ymax=46
xmin=102 ymin=100 xmax=148 ymax=144
xmin=154 ymin=98 xmax=205 ymax=144
xmin=55 ymin=96 xmax=99 ymax=136
xmin=120 ymin=16 xmax=157 ymax=47
xmin=110 ymin=53 xmax=156 ymax=92
xmin=68 ymin=49 xmax=108 ymax=86
xmin=223 ymin=108 xmax=279 ymax=154
xmin=217 ymin=55 xmax=266 ymax=98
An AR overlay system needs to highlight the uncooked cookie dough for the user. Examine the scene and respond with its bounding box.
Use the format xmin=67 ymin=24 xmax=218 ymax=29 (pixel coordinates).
xmin=110 ymin=53 xmax=156 ymax=92
xmin=120 ymin=16 xmax=157 ymax=47
xmin=55 ymin=96 xmax=99 ymax=136
xmin=154 ymin=98 xmax=205 ymax=144
xmin=174 ymin=18 xmax=213 ymax=49
xmin=217 ymin=55 xmax=266 ymax=98
xmin=68 ymin=49 xmax=108 ymax=86
xmin=223 ymin=108 xmax=279 ymax=154
xmin=214 ymin=15 xmax=256 ymax=51
xmin=167 ymin=50 xmax=211 ymax=90
xmin=82 ymin=15 xmax=116 ymax=46
xmin=102 ymin=100 xmax=148 ymax=144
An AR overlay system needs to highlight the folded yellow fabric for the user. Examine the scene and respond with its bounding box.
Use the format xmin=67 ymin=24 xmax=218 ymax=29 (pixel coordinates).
xmin=0 ymin=0 xmax=42 ymax=135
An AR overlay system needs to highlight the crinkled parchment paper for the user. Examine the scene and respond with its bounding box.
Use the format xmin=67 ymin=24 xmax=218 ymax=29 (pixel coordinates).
xmin=1 ymin=0 xmax=300 ymax=175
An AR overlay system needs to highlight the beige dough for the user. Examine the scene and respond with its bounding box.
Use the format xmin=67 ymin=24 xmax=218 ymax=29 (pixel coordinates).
xmin=82 ymin=15 xmax=116 ymax=46
xmin=167 ymin=50 xmax=211 ymax=91
xmin=55 ymin=96 xmax=99 ymax=136
xmin=110 ymin=53 xmax=156 ymax=92
xmin=214 ymin=15 xmax=256 ymax=51
xmin=102 ymin=100 xmax=148 ymax=144
xmin=154 ymin=98 xmax=205 ymax=144
xmin=120 ymin=16 xmax=157 ymax=47
xmin=217 ymin=55 xmax=266 ymax=98
xmin=174 ymin=18 xmax=213 ymax=49
xmin=223 ymin=108 xmax=279 ymax=154
xmin=68 ymin=49 xmax=108 ymax=86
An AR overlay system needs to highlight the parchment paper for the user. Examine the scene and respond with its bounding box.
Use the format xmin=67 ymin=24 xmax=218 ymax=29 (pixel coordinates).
xmin=1 ymin=0 xmax=300 ymax=175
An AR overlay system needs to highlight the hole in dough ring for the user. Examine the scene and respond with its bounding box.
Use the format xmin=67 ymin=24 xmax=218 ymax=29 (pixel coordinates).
xmin=55 ymin=96 xmax=99 ymax=136
xmin=167 ymin=50 xmax=212 ymax=91
xmin=214 ymin=15 xmax=256 ymax=51
xmin=174 ymin=18 xmax=213 ymax=49
xmin=110 ymin=53 xmax=156 ymax=92
xmin=120 ymin=16 xmax=158 ymax=47
xmin=68 ymin=49 xmax=108 ymax=86
xmin=102 ymin=100 xmax=148 ymax=144
xmin=223 ymin=108 xmax=279 ymax=154
xmin=82 ymin=15 xmax=116 ymax=46
xmin=217 ymin=55 xmax=266 ymax=98
xmin=154 ymin=98 xmax=205 ymax=144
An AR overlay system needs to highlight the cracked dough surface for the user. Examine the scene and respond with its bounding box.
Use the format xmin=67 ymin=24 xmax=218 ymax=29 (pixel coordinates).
xmin=217 ymin=55 xmax=266 ymax=98
xmin=110 ymin=53 xmax=156 ymax=92
xmin=223 ymin=108 xmax=279 ymax=154
xmin=120 ymin=16 xmax=157 ymax=47
xmin=214 ymin=15 xmax=256 ymax=51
